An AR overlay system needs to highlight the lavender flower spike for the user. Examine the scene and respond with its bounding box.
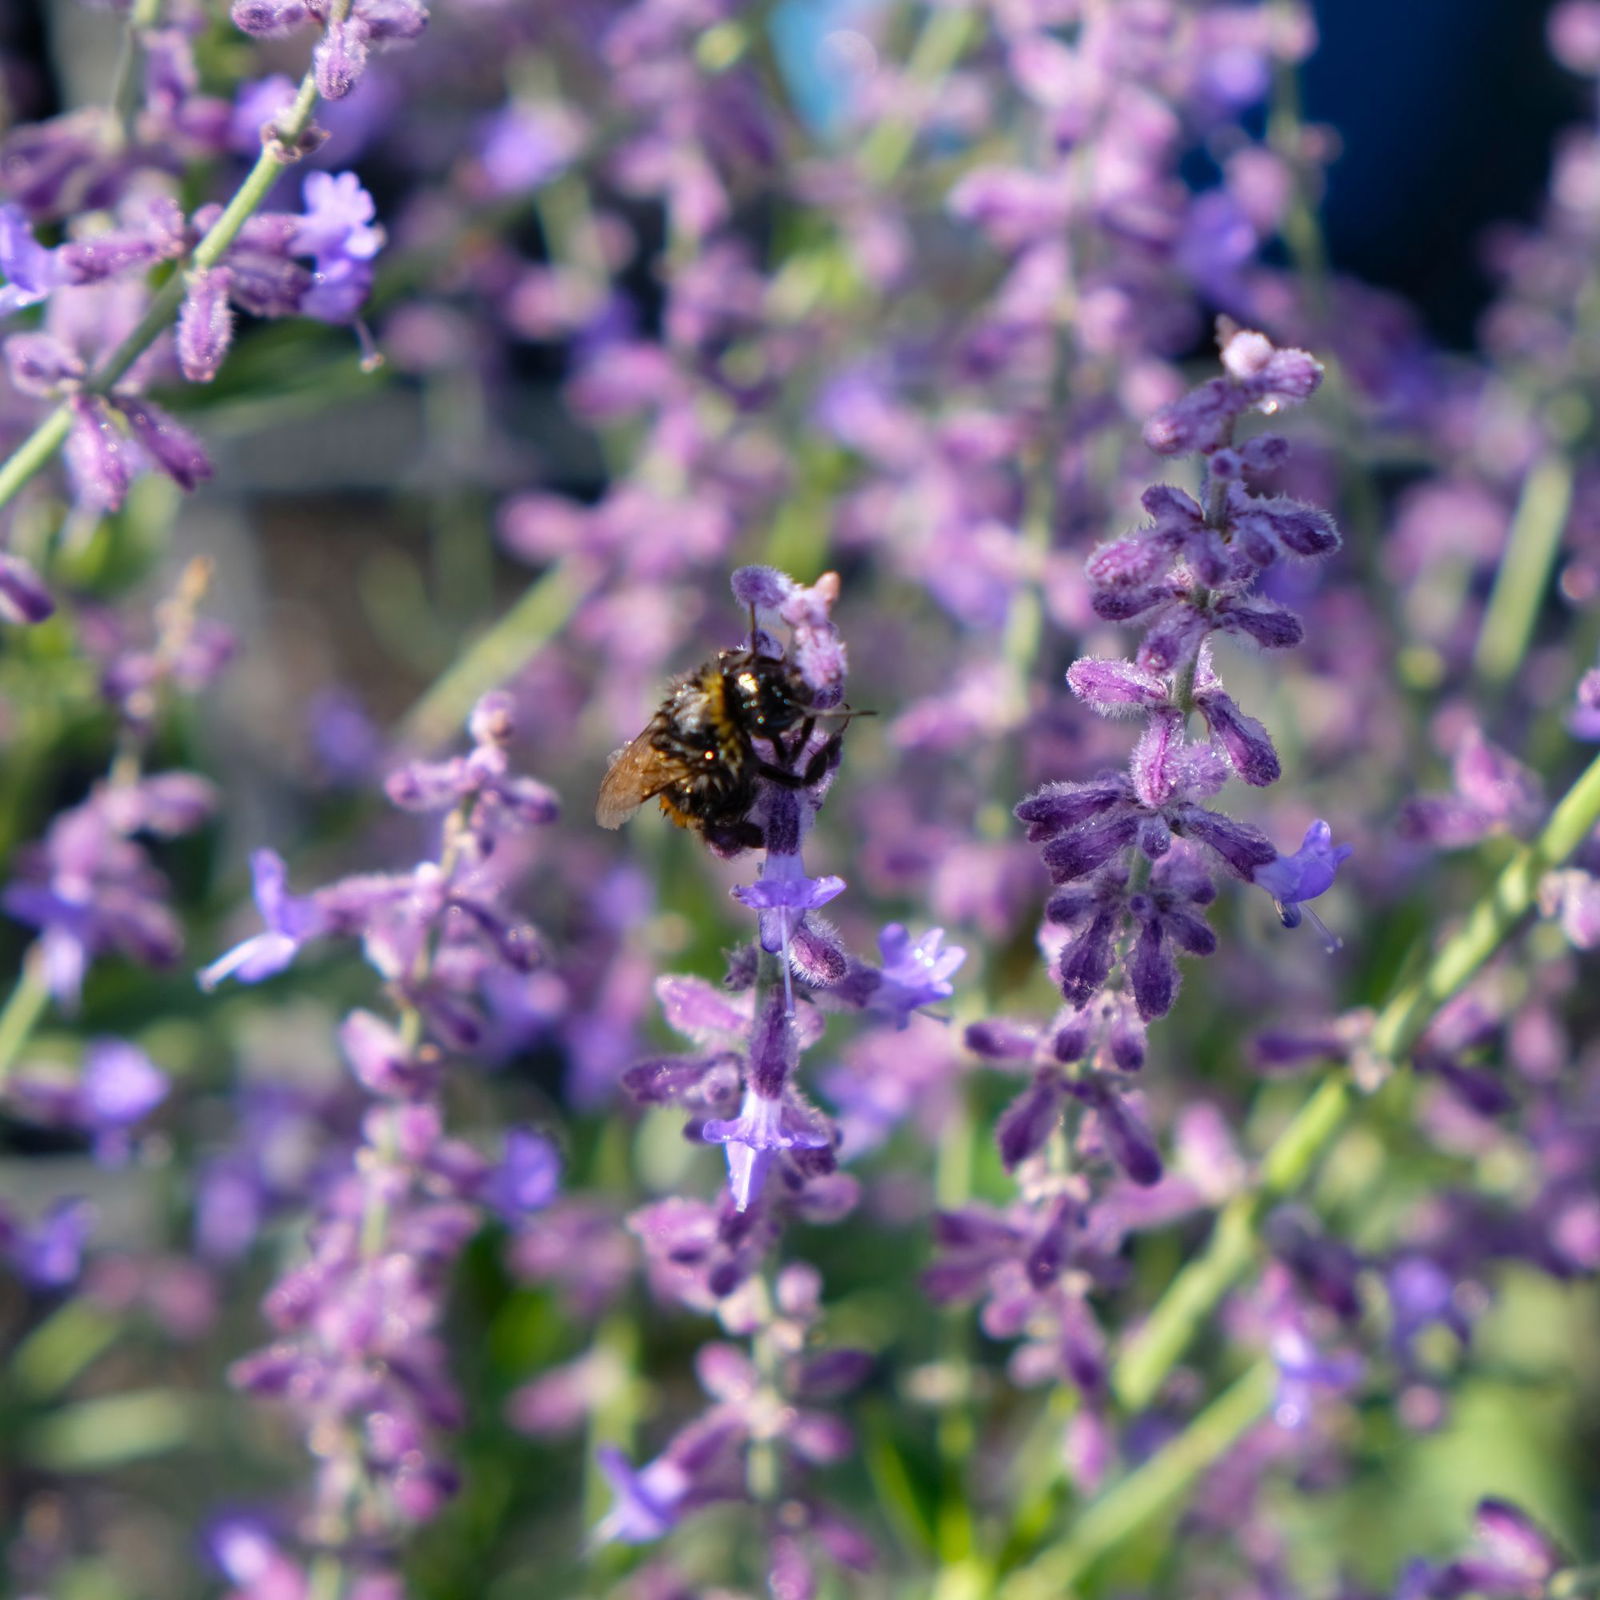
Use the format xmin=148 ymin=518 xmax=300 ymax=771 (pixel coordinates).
xmin=198 ymin=849 xmax=328 ymax=989
xmin=700 ymin=994 xmax=830 ymax=1210
xmin=1252 ymin=820 xmax=1352 ymax=950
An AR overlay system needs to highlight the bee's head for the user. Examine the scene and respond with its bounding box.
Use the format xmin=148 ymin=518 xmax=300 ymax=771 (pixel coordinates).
xmin=727 ymin=651 xmax=810 ymax=734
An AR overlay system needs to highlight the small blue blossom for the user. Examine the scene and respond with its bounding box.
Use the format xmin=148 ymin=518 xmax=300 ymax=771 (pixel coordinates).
xmin=594 ymin=1445 xmax=689 ymax=1544
xmin=702 ymin=1086 xmax=832 ymax=1212
xmin=870 ymin=924 xmax=965 ymax=1023
xmin=290 ymin=171 xmax=383 ymax=324
xmin=78 ymin=1037 xmax=169 ymax=1165
xmin=293 ymin=171 xmax=384 ymax=266
xmin=1251 ymin=819 xmax=1352 ymax=951
xmin=482 ymin=1128 xmax=562 ymax=1224
xmin=198 ymin=849 xmax=327 ymax=990
xmin=733 ymin=848 xmax=845 ymax=956
xmin=10 ymin=1196 xmax=95 ymax=1290
xmin=0 ymin=203 xmax=64 ymax=316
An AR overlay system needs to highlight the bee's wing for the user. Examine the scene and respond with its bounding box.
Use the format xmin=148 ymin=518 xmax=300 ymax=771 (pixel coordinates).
xmin=595 ymin=729 xmax=676 ymax=828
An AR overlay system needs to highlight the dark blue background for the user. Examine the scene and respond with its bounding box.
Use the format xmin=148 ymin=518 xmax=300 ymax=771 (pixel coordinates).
xmin=1304 ymin=0 xmax=1577 ymax=345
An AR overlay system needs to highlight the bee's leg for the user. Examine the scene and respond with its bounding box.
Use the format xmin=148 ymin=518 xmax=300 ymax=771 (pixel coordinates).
xmin=706 ymin=817 xmax=765 ymax=853
xmin=767 ymin=716 xmax=813 ymax=769
xmin=799 ymin=730 xmax=843 ymax=784
xmin=756 ymin=730 xmax=842 ymax=789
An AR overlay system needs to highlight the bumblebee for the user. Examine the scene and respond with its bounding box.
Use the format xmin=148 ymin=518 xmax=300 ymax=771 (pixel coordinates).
xmin=596 ymin=643 xmax=842 ymax=852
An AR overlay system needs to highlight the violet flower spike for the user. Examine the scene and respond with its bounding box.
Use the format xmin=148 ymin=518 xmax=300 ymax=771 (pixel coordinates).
xmin=1252 ymin=820 xmax=1353 ymax=951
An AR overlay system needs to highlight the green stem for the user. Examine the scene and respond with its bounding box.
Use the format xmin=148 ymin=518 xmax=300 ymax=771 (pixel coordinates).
xmin=0 ymin=35 xmax=335 ymax=516
xmin=999 ymin=1364 xmax=1275 ymax=1599
xmin=1552 ymin=1563 xmax=1600 ymax=1598
xmin=1113 ymin=744 xmax=1600 ymax=1413
xmin=858 ymin=5 xmax=978 ymax=187
xmin=306 ymin=1551 xmax=347 ymax=1600
xmin=107 ymin=0 xmax=164 ymax=149
xmin=0 ymin=945 xmax=52 ymax=1089
xmin=396 ymin=557 xmax=591 ymax=750
xmin=1472 ymin=450 xmax=1575 ymax=690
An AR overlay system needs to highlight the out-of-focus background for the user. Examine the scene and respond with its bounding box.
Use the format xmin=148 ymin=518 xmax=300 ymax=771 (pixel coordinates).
xmin=3 ymin=2 xmax=1599 ymax=1597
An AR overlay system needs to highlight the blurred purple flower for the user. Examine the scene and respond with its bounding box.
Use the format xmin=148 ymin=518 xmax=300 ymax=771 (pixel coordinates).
xmin=10 ymin=1197 xmax=95 ymax=1290
xmin=0 ymin=203 xmax=65 ymax=315
xmin=199 ymin=849 xmax=329 ymax=990
xmin=1269 ymin=1325 xmax=1364 ymax=1429
xmin=482 ymin=1128 xmax=562 ymax=1224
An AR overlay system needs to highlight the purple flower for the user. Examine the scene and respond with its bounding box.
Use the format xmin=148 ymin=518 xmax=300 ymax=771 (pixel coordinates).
xmin=1145 ymin=324 xmax=1324 ymax=457
xmin=473 ymin=103 xmax=586 ymax=197
xmin=732 ymin=849 xmax=845 ymax=956
xmin=11 ymin=1197 xmax=95 ymax=1290
xmin=594 ymin=1394 xmax=749 ymax=1543
xmin=229 ymin=73 xmax=298 ymax=150
xmin=177 ymin=267 xmax=236 ymax=382
xmin=64 ymin=394 xmax=136 ymax=511
xmin=732 ymin=566 xmax=848 ymax=705
xmin=1251 ymin=820 xmax=1352 ymax=949
xmin=232 ymin=0 xmax=428 ymax=101
xmin=0 ymin=203 xmax=65 ymax=315
xmin=1386 ymin=1254 xmax=1472 ymax=1366
xmin=858 ymin=923 xmax=965 ymax=1025
xmin=115 ymin=398 xmax=214 ymax=492
xmin=1459 ymin=1499 xmax=1563 ymax=1590
xmin=0 ymin=553 xmax=56 ymax=625
xmin=482 ymin=1128 xmax=562 ymax=1224
xmin=290 ymin=171 xmax=384 ymax=324
xmin=4 ymin=782 xmax=197 ymax=1007
xmin=198 ymin=849 xmax=328 ymax=989
xmin=1269 ymin=1325 xmax=1364 ymax=1429
xmin=702 ymin=1084 xmax=833 ymax=1212
xmin=595 ymin=1446 xmax=688 ymax=1543
xmin=293 ymin=171 xmax=384 ymax=268
xmin=203 ymin=1514 xmax=305 ymax=1595
xmin=81 ymin=1036 xmax=168 ymax=1124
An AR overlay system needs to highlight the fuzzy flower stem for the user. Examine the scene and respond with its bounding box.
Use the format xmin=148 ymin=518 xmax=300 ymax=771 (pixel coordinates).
xmin=356 ymin=795 xmax=472 ymax=1264
xmin=1472 ymin=448 xmax=1576 ymax=690
xmin=1169 ymin=424 xmax=1234 ymax=715
xmin=0 ymin=4 xmax=349 ymax=514
xmin=0 ymin=557 xmax=203 ymax=1080
xmin=745 ymin=1275 xmax=781 ymax=1505
xmin=999 ymin=1363 xmax=1275 ymax=1600
xmin=1113 ymin=745 xmax=1600 ymax=1413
